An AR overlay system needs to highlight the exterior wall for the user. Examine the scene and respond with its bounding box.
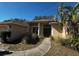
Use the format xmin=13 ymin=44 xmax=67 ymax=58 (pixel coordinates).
xmin=51 ymin=23 xmax=63 ymax=40
xmin=30 ymin=23 xmax=44 ymax=37
xmin=0 ymin=21 xmax=67 ymax=40
xmin=30 ymin=23 xmax=38 ymax=34
xmin=0 ymin=25 xmax=9 ymax=31
xmin=62 ymin=26 xmax=67 ymax=39
xmin=0 ymin=23 xmax=29 ymax=43
xmin=10 ymin=24 xmax=29 ymax=38
xmin=31 ymin=23 xmax=51 ymax=37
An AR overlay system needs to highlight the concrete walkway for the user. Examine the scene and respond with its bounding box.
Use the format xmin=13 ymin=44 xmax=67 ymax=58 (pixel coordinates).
xmin=5 ymin=38 xmax=51 ymax=56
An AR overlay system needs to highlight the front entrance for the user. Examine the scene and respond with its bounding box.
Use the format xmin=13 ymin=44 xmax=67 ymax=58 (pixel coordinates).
xmin=32 ymin=24 xmax=51 ymax=37
xmin=43 ymin=24 xmax=51 ymax=37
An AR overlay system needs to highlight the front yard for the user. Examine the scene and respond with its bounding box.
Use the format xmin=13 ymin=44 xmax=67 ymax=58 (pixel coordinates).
xmin=45 ymin=40 xmax=79 ymax=56
xmin=0 ymin=38 xmax=43 ymax=51
xmin=1 ymin=37 xmax=79 ymax=56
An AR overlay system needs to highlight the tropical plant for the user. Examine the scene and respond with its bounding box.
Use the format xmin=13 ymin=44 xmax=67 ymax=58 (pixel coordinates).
xmin=26 ymin=33 xmax=39 ymax=44
xmin=59 ymin=3 xmax=79 ymax=51
xmin=59 ymin=3 xmax=79 ymax=38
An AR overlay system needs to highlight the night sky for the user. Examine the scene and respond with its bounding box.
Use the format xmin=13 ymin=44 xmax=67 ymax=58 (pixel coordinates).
xmin=0 ymin=2 xmax=77 ymax=22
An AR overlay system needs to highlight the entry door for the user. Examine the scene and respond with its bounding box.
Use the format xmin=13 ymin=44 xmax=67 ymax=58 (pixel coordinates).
xmin=43 ymin=24 xmax=51 ymax=37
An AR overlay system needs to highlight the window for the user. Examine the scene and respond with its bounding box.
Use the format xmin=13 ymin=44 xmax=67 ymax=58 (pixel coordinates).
xmin=32 ymin=27 xmax=38 ymax=34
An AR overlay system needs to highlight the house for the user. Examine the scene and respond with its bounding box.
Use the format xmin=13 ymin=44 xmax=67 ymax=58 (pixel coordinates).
xmin=0 ymin=21 xmax=29 ymax=43
xmin=0 ymin=19 xmax=66 ymax=43
xmin=29 ymin=19 xmax=66 ymax=39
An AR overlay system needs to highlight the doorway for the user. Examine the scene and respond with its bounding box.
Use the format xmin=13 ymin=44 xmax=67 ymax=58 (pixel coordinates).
xmin=43 ymin=24 xmax=51 ymax=37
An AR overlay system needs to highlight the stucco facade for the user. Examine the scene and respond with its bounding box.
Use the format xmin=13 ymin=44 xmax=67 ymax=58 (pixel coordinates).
xmin=0 ymin=22 xmax=29 ymax=40
xmin=51 ymin=23 xmax=63 ymax=39
xmin=0 ymin=20 xmax=67 ymax=41
xmin=30 ymin=20 xmax=66 ymax=39
xmin=50 ymin=22 xmax=67 ymax=39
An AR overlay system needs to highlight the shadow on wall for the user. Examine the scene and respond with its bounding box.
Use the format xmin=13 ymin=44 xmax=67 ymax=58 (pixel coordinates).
xmin=52 ymin=23 xmax=63 ymax=33
xmin=0 ymin=31 xmax=25 ymax=44
xmin=51 ymin=23 xmax=63 ymax=40
xmin=0 ymin=32 xmax=39 ymax=44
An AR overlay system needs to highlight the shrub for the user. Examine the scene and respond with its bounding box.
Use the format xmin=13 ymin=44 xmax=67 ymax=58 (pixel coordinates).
xmin=32 ymin=33 xmax=39 ymax=44
xmin=60 ymin=39 xmax=71 ymax=47
xmin=0 ymin=31 xmax=8 ymax=43
xmin=25 ymin=33 xmax=39 ymax=44
xmin=50 ymin=36 xmax=54 ymax=41
xmin=7 ymin=34 xmax=24 ymax=44
xmin=0 ymin=31 xmax=25 ymax=44
xmin=60 ymin=37 xmax=79 ymax=51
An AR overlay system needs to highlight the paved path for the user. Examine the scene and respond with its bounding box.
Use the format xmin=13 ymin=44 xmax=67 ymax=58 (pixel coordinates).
xmin=5 ymin=38 xmax=51 ymax=56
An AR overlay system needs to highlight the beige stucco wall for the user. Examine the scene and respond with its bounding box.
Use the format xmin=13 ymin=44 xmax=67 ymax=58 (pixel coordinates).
xmin=62 ymin=26 xmax=67 ymax=39
xmin=0 ymin=23 xmax=30 ymax=41
xmin=10 ymin=24 xmax=29 ymax=38
xmin=51 ymin=23 xmax=63 ymax=40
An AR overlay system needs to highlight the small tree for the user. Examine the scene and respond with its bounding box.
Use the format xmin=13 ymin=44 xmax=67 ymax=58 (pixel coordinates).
xmin=58 ymin=3 xmax=79 ymax=51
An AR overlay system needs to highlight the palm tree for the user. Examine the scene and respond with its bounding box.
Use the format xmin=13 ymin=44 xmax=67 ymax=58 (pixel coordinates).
xmin=58 ymin=3 xmax=65 ymax=25
xmin=58 ymin=3 xmax=79 ymax=39
xmin=58 ymin=3 xmax=79 ymax=50
xmin=65 ymin=3 xmax=79 ymax=37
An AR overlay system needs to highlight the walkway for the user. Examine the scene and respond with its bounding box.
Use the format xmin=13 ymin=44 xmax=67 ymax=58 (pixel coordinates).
xmin=5 ymin=38 xmax=51 ymax=56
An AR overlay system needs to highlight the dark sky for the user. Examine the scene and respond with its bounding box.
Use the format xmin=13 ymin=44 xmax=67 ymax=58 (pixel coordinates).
xmin=0 ymin=2 xmax=77 ymax=22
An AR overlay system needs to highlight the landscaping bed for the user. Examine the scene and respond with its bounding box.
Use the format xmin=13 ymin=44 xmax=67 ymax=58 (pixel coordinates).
xmin=60 ymin=38 xmax=79 ymax=52
xmin=0 ymin=38 xmax=43 ymax=51
xmin=45 ymin=40 xmax=79 ymax=56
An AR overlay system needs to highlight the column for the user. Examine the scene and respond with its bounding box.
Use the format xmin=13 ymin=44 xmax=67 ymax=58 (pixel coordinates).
xmin=38 ymin=23 xmax=40 ymax=36
xmin=38 ymin=23 xmax=44 ymax=37
xmin=62 ymin=26 xmax=66 ymax=39
xmin=40 ymin=24 xmax=43 ymax=37
xmin=51 ymin=25 xmax=53 ymax=36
